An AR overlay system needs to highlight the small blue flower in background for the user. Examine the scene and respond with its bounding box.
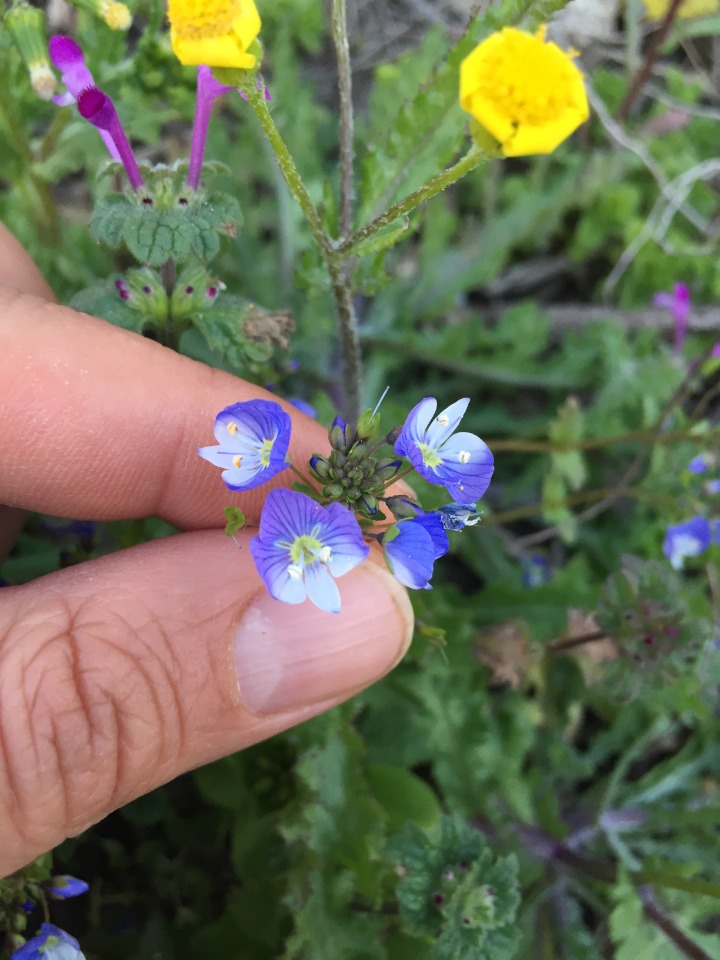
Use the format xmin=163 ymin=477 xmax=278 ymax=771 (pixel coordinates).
xmin=48 ymin=876 xmax=89 ymax=900
xmin=436 ymin=502 xmax=480 ymax=531
xmin=707 ymin=479 xmax=720 ymax=495
xmin=11 ymin=924 xmax=85 ymax=960
xmin=198 ymin=400 xmax=291 ymax=492
xmin=250 ymin=489 xmax=369 ymax=613
xmin=382 ymin=514 xmax=449 ymax=590
xmin=395 ymin=397 xmax=494 ymax=502
xmin=688 ymin=454 xmax=711 ymax=474
xmin=288 ymin=398 xmax=317 ymax=419
xmin=521 ymin=555 xmax=553 ymax=587
xmin=663 ymin=516 xmax=712 ymax=570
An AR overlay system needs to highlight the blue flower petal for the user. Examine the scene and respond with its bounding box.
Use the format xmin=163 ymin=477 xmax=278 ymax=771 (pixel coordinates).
xmin=249 ymin=538 xmax=307 ymax=604
xmin=423 ymin=398 xmax=470 ymax=449
xmin=258 ymin=488 xmax=322 ymax=544
xmin=321 ymin=503 xmax=370 ymax=576
xmin=49 ymin=877 xmax=89 ymax=900
xmin=304 ymin=562 xmax=341 ymax=613
xmin=662 ymin=516 xmax=712 ymax=570
xmin=395 ymin=397 xmax=437 ymax=458
xmin=11 ymin=924 xmax=84 ymax=960
xmin=413 ymin=514 xmax=449 ymax=559
xmin=383 ymin=521 xmax=437 ymax=590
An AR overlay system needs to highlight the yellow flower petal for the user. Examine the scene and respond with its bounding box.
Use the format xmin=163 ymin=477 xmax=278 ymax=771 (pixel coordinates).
xmin=459 ymin=26 xmax=589 ymax=158
xmin=168 ymin=0 xmax=261 ymax=68
xmin=644 ymin=0 xmax=720 ymax=18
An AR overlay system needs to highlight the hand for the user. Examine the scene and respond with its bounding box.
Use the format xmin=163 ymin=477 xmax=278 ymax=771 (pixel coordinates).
xmin=0 ymin=225 xmax=413 ymax=878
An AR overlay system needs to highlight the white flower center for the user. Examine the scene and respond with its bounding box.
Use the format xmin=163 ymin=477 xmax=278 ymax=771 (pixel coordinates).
xmin=458 ymin=450 xmax=471 ymax=463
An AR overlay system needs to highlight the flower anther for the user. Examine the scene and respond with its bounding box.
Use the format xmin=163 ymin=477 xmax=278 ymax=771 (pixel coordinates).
xmin=459 ymin=26 xmax=589 ymax=157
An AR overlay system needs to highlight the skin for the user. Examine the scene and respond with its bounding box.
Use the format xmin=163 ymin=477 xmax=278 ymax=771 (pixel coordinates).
xmin=0 ymin=225 xmax=413 ymax=877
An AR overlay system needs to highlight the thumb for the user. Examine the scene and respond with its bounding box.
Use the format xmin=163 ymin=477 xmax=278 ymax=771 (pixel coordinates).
xmin=0 ymin=532 xmax=413 ymax=876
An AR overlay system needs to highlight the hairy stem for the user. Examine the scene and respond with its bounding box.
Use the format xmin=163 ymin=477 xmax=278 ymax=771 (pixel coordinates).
xmin=618 ymin=0 xmax=684 ymax=121
xmin=337 ymin=145 xmax=487 ymax=258
xmin=328 ymin=255 xmax=363 ymax=419
xmin=331 ymin=0 xmax=354 ymax=239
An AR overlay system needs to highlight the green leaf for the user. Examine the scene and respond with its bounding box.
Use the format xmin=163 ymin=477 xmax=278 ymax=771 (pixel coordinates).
xmin=69 ymin=279 xmax=146 ymax=332
xmin=90 ymin=195 xmax=132 ymax=250
xmin=365 ymin=765 xmax=441 ymax=834
xmin=224 ymin=506 xmax=247 ymax=537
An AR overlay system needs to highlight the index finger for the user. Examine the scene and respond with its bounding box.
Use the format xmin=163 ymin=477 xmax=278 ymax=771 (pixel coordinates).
xmin=0 ymin=287 xmax=328 ymax=528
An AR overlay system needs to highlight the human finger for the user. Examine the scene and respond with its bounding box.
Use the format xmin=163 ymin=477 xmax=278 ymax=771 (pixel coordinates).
xmin=0 ymin=533 xmax=413 ymax=876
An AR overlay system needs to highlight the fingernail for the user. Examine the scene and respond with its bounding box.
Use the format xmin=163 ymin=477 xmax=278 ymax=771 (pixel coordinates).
xmin=234 ymin=562 xmax=413 ymax=715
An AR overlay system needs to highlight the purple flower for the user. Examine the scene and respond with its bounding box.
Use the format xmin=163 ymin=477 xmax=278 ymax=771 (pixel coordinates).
xmin=198 ymin=400 xmax=291 ymax=492
xmin=11 ymin=924 xmax=85 ymax=960
xmin=653 ymin=282 xmax=690 ymax=355
xmin=436 ymin=502 xmax=480 ymax=531
xmin=382 ymin=514 xmax=449 ymax=590
xmin=49 ymin=35 xmax=142 ymax=190
xmin=395 ymin=397 xmax=494 ymax=502
xmin=49 ymin=876 xmax=89 ymax=900
xmin=250 ymin=489 xmax=369 ymax=613
xmin=662 ymin=516 xmax=712 ymax=570
xmin=188 ymin=66 xmax=235 ymax=191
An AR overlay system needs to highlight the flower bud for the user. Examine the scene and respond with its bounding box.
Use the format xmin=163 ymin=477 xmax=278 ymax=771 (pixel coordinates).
xmin=69 ymin=0 xmax=132 ymax=30
xmin=358 ymin=493 xmax=378 ymax=516
xmin=170 ymin=265 xmax=225 ymax=320
xmin=385 ymin=495 xmax=424 ymax=520
xmin=374 ymin=458 xmax=403 ymax=483
xmin=323 ymin=483 xmax=345 ymax=500
xmin=356 ymin=407 xmax=380 ymax=441
xmin=117 ymin=268 xmax=170 ymax=323
xmin=6 ymin=1 xmax=56 ymax=100
xmin=329 ymin=416 xmax=355 ymax=453
xmin=309 ymin=455 xmax=332 ymax=480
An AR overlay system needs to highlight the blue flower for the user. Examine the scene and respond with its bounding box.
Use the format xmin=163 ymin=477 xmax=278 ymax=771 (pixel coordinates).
xmin=395 ymin=398 xmax=494 ymax=502
xmin=49 ymin=876 xmax=89 ymax=900
xmin=382 ymin=514 xmax=449 ymax=590
xmin=688 ymin=454 xmax=711 ymax=474
xmin=707 ymin=479 xmax=720 ymax=495
xmin=521 ymin=555 xmax=552 ymax=587
xmin=662 ymin=516 xmax=712 ymax=570
xmin=11 ymin=924 xmax=85 ymax=960
xmin=436 ymin=502 xmax=481 ymax=531
xmin=198 ymin=400 xmax=291 ymax=492
xmin=288 ymin=398 xmax=317 ymax=419
xmin=250 ymin=489 xmax=369 ymax=613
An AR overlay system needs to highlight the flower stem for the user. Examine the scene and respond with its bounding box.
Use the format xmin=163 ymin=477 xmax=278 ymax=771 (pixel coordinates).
xmin=331 ymin=0 xmax=354 ymax=239
xmin=337 ymin=145 xmax=486 ymax=258
xmin=244 ymin=82 xmax=330 ymax=256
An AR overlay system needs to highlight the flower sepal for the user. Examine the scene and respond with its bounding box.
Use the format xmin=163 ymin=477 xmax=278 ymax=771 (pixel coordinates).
xmin=467 ymin=119 xmax=504 ymax=157
xmin=223 ymin=506 xmax=247 ymax=537
xmin=214 ymin=39 xmax=265 ymax=87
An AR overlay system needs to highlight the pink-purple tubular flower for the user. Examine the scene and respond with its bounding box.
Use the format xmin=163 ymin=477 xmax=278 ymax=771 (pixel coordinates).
xmin=653 ymin=283 xmax=690 ymax=356
xmin=188 ymin=66 xmax=235 ymax=190
xmin=49 ymin=35 xmax=142 ymax=190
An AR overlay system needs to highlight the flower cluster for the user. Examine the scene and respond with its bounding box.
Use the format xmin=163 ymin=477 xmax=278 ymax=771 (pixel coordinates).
xmin=198 ymin=396 xmax=494 ymax=612
xmin=10 ymin=876 xmax=88 ymax=960
xmin=662 ymin=454 xmax=720 ymax=569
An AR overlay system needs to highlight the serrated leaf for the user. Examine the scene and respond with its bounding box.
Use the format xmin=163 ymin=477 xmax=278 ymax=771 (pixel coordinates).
xmin=90 ymin=196 xmax=133 ymax=250
xmin=123 ymin=209 xmax=191 ymax=266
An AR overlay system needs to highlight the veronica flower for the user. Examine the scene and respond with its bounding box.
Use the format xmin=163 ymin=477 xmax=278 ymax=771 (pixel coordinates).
xmin=49 ymin=36 xmax=142 ymax=189
xmin=688 ymin=453 xmax=711 ymax=474
xmin=382 ymin=514 xmax=449 ymax=590
xmin=250 ymin=489 xmax=369 ymax=613
xmin=436 ymin=502 xmax=481 ymax=531
xmin=48 ymin=876 xmax=89 ymax=900
xmin=459 ymin=26 xmax=589 ymax=157
xmin=395 ymin=397 xmax=494 ymax=502
xmin=198 ymin=400 xmax=291 ymax=492
xmin=521 ymin=555 xmax=552 ymax=587
xmin=11 ymin=924 xmax=85 ymax=960
xmin=167 ymin=0 xmax=262 ymax=69
xmin=653 ymin=283 xmax=690 ymax=355
xmin=662 ymin=516 xmax=712 ymax=570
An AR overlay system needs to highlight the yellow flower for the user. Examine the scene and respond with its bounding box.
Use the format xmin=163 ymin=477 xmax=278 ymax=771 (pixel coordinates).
xmin=644 ymin=0 xmax=720 ymax=18
xmin=459 ymin=26 xmax=589 ymax=157
xmin=167 ymin=0 xmax=261 ymax=69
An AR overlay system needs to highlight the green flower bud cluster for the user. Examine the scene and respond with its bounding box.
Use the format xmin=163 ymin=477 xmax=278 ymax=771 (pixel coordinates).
xmin=308 ymin=413 xmax=402 ymax=520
